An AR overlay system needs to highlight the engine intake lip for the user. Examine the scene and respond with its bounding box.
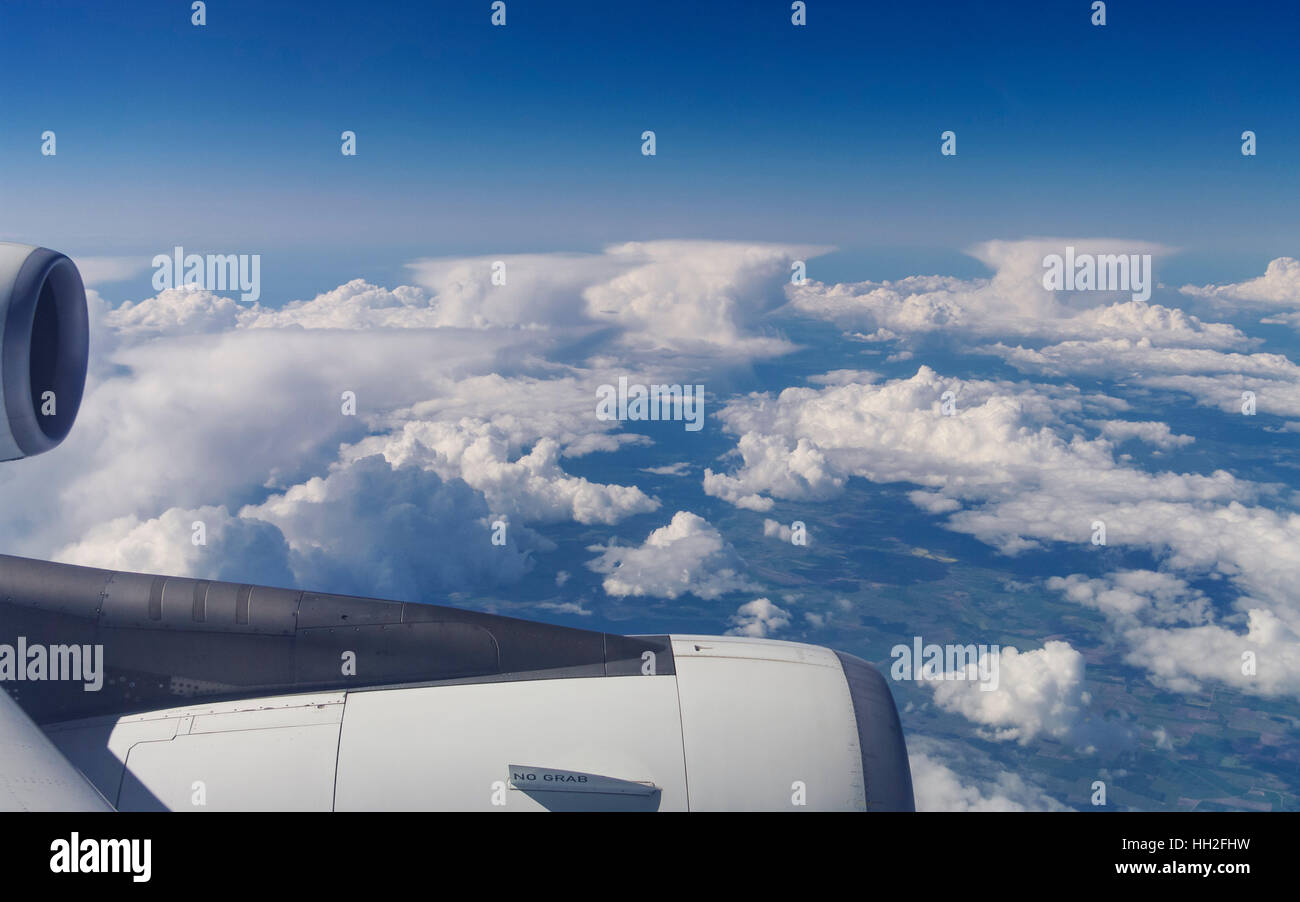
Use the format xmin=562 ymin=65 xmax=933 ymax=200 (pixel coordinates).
xmin=2 ymin=248 xmax=89 ymax=456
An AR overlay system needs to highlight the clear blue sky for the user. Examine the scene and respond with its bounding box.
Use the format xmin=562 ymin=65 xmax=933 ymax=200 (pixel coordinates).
xmin=1 ymin=0 xmax=1295 ymax=295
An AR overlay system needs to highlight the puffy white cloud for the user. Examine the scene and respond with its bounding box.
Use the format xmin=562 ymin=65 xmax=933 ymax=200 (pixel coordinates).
xmin=1049 ymin=571 xmax=1300 ymax=697
xmin=1049 ymin=571 xmax=1212 ymax=627
xmin=239 ymin=454 xmax=533 ymax=600
xmin=989 ymin=335 xmax=1300 ymax=417
xmin=703 ymin=366 xmax=1184 ymax=517
xmin=1090 ymin=419 xmax=1194 ymax=449
xmin=908 ymin=491 xmax=962 ymax=514
xmin=360 ymin=429 xmax=658 ymax=526
xmin=985 ymin=330 xmax=1300 ymax=419
xmin=54 ymin=505 xmax=294 ymax=586
xmin=1123 ymin=610 xmax=1300 ymax=697
xmin=969 ymin=238 xmax=1173 ymax=308
xmin=1181 ymin=257 xmax=1300 ymax=307
xmin=927 ymin=641 xmax=1093 ymax=746
xmin=105 ymin=279 xmax=470 ymax=336
xmin=584 ymin=240 xmax=826 ymax=356
xmin=241 ymin=280 xmax=437 ymax=330
xmin=340 ymin=374 xmax=660 ymax=526
xmin=725 ymin=597 xmax=792 ymax=637
xmin=790 ymin=243 xmax=1300 ymax=442
xmin=586 ymin=511 xmax=759 ymax=600
xmin=53 ymin=327 xmax=531 ymax=534
xmin=51 ymin=455 xmax=535 ymax=603
xmin=989 ymin=337 xmax=1297 ymax=380
xmin=406 ymin=252 xmax=626 ymax=330
xmin=704 ymin=432 xmax=844 ymax=511
xmin=103 ymin=287 xmax=245 ymax=339
xmin=1138 ymin=373 xmax=1300 ymax=418
xmin=405 ymin=240 xmax=827 ymax=356
xmin=789 ymin=237 xmax=1245 ymax=349
xmin=94 ymin=238 xmax=821 ymax=358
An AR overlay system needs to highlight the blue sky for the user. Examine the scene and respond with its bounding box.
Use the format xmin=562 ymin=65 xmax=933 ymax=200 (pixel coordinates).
xmin=2 ymin=0 xmax=1297 ymax=298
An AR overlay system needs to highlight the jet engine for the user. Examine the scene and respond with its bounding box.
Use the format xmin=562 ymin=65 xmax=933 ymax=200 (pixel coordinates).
xmin=0 ymin=243 xmax=89 ymax=461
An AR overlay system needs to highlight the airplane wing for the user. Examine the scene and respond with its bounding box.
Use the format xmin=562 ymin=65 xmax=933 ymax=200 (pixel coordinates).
xmin=0 ymin=683 xmax=111 ymax=811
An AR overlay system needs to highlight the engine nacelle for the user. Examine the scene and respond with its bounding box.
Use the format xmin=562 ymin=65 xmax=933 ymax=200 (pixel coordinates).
xmin=2 ymin=553 xmax=915 ymax=811
xmin=0 ymin=243 xmax=89 ymax=461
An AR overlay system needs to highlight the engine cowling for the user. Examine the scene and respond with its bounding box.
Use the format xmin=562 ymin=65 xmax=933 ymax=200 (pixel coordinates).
xmin=0 ymin=243 xmax=89 ymax=461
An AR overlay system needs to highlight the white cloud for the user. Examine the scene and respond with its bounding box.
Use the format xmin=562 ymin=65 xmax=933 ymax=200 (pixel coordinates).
xmin=1091 ymin=419 xmax=1194 ymax=449
xmin=725 ymin=597 xmax=792 ymax=637
xmin=586 ymin=511 xmax=759 ymax=600
xmin=988 ymin=338 xmax=1297 ymax=381
xmin=405 ymin=240 xmax=828 ymax=356
xmin=703 ymin=366 xmax=1167 ymax=517
xmin=640 ymin=462 xmax=691 ymax=476
xmin=106 ymin=280 xmax=452 ymax=336
xmin=340 ymin=374 xmax=660 ymax=526
xmin=908 ymin=736 xmax=1068 ymax=811
xmin=103 ymin=287 xmax=245 ymax=338
xmin=1049 ymin=571 xmax=1212 ymax=627
xmin=789 ymin=237 xmax=1245 ymax=349
xmin=54 ymin=505 xmax=293 ymax=586
xmin=52 ymin=455 xmax=535 ymax=603
xmin=536 ymin=600 xmax=592 ymax=616
xmin=1049 ymin=571 xmax=1300 ymax=697
xmin=1139 ymin=373 xmax=1300 ymax=418
xmin=584 ymin=240 xmax=828 ymax=356
xmin=241 ymin=279 xmax=437 ymax=330
xmin=1181 ymin=257 xmax=1300 ymax=307
xmin=928 ymin=641 xmax=1094 ymax=746
xmin=406 ymin=252 xmax=626 ymax=330
xmin=240 ymin=454 xmax=533 ymax=600
xmin=985 ymin=333 xmax=1300 ymax=420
